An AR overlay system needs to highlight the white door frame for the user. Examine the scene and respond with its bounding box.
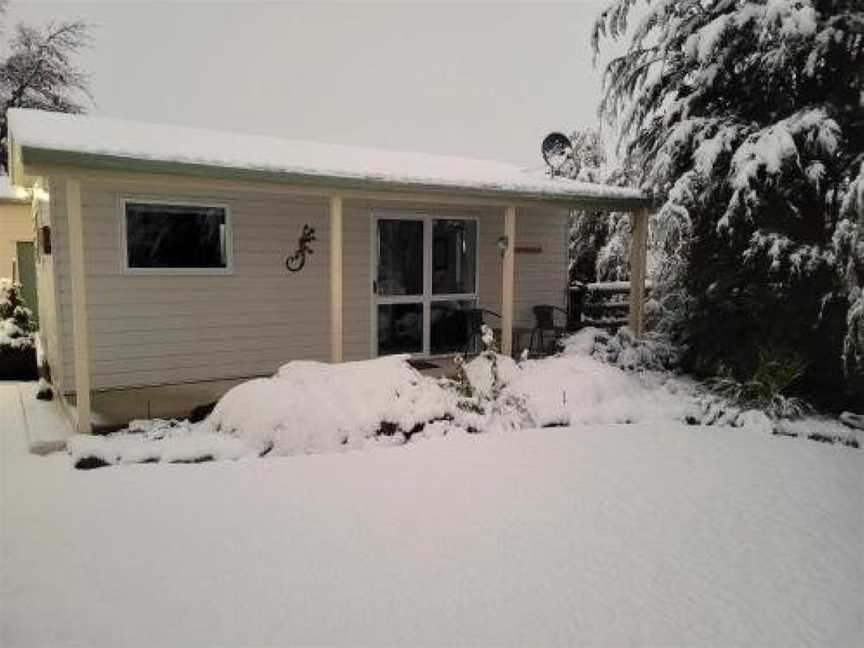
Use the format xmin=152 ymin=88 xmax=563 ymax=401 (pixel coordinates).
xmin=371 ymin=210 xmax=480 ymax=357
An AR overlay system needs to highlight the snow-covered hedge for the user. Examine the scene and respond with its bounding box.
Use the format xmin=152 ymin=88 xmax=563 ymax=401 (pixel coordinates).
xmin=68 ymin=333 xmax=859 ymax=469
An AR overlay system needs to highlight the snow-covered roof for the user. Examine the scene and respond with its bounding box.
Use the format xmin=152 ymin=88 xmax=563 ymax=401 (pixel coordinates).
xmin=0 ymin=175 xmax=28 ymax=203
xmin=8 ymin=109 xmax=648 ymax=209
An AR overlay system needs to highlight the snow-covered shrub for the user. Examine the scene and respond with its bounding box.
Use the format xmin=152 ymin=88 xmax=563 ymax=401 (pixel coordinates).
xmin=457 ymin=325 xmax=530 ymax=433
xmin=685 ymin=391 xmax=743 ymax=428
xmin=0 ymin=278 xmax=35 ymax=350
xmin=0 ymin=278 xmax=37 ymax=379
xmin=459 ymin=324 xmax=692 ymax=429
xmin=701 ymin=349 xmax=809 ymax=421
xmin=35 ymin=376 xmax=53 ymax=400
xmin=504 ymin=353 xmax=693 ymax=428
xmin=838 ymin=168 xmax=864 ymax=396
xmin=844 ymin=289 xmax=864 ymax=394
xmin=207 ymin=356 xmax=458 ymax=454
xmin=704 ymin=377 xmax=808 ymax=421
xmin=68 ymin=419 xmax=252 ymax=469
xmin=457 ymin=325 xmax=688 ymax=432
xmin=560 ymin=326 xmax=681 ymax=373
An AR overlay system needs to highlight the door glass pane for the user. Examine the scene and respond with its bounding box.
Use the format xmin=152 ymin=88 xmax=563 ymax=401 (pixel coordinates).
xmin=430 ymin=300 xmax=476 ymax=355
xmin=378 ymin=303 xmax=423 ymax=355
xmin=377 ymin=219 xmax=423 ymax=296
xmin=432 ymin=219 xmax=477 ymax=295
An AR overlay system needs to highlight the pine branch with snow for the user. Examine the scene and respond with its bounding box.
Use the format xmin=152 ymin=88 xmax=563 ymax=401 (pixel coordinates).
xmin=564 ymin=127 xmax=648 ymax=283
xmin=593 ymin=0 xmax=864 ymax=408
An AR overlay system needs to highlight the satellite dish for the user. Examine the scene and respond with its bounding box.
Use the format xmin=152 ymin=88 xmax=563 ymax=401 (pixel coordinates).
xmin=541 ymin=132 xmax=574 ymax=177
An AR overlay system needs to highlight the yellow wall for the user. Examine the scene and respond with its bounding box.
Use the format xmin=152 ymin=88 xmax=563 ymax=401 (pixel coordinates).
xmin=0 ymin=201 xmax=33 ymax=280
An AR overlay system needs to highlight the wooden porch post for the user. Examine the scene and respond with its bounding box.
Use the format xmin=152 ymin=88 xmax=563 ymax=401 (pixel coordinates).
xmin=628 ymin=207 xmax=649 ymax=337
xmin=66 ymin=178 xmax=92 ymax=434
xmin=329 ymin=195 xmax=343 ymax=363
xmin=501 ymin=205 xmax=516 ymax=356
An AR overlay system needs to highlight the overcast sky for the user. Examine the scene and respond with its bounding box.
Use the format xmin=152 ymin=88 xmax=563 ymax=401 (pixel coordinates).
xmin=6 ymin=1 xmax=618 ymax=167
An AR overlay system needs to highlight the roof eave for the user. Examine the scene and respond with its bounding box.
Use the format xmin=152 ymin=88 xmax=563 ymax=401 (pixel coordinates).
xmin=19 ymin=146 xmax=651 ymax=211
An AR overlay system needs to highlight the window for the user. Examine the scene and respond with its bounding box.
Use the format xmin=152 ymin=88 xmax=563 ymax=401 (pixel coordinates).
xmin=123 ymin=201 xmax=231 ymax=272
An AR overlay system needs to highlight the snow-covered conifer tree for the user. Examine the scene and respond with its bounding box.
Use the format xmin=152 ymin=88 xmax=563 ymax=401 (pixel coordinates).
xmin=593 ymin=0 xmax=864 ymax=406
xmin=564 ymin=127 xmax=643 ymax=283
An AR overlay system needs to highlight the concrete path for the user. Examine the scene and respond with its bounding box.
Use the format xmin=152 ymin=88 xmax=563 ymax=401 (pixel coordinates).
xmin=0 ymin=381 xmax=73 ymax=454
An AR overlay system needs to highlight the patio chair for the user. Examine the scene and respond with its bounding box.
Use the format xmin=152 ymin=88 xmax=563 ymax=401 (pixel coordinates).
xmin=529 ymin=304 xmax=569 ymax=357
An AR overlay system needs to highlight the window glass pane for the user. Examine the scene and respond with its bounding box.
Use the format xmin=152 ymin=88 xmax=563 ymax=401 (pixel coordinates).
xmin=378 ymin=303 xmax=423 ymax=355
xmin=126 ymin=203 xmax=228 ymax=269
xmin=432 ymin=219 xmax=477 ymax=295
xmin=377 ymin=219 xmax=423 ymax=296
xmin=430 ymin=300 xmax=477 ymax=355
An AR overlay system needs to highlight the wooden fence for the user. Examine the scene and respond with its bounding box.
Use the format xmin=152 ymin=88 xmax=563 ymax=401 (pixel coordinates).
xmin=569 ymin=281 xmax=652 ymax=331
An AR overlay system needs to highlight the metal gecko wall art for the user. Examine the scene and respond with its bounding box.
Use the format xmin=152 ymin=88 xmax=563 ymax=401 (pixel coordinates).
xmin=285 ymin=224 xmax=316 ymax=272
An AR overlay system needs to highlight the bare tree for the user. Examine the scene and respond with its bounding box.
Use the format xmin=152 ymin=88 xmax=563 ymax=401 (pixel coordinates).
xmin=0 ymin=15 xmax=91 ymax=170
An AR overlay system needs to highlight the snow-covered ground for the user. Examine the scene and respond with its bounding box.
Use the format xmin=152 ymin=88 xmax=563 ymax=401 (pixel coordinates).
xmin=2 ymin=379 xmax=862 ymax=646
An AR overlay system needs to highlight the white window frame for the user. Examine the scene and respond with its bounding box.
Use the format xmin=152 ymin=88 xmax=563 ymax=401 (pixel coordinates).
xmin=120 ymin=197 xmax=234 ymax=275
xmin=371 ymin=210 xmax=481 ymax=357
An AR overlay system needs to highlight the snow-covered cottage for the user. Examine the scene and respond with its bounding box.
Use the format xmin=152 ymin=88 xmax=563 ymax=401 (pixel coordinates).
xmin=6 ymin=108 xmax=650 ymax=432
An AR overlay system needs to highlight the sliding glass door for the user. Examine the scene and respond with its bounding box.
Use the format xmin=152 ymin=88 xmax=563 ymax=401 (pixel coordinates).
xmin=374 ymin=214 xmax=478 ymax=356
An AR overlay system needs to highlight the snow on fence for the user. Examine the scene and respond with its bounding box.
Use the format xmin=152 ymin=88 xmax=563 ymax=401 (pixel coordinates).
xmin=571 ymin=281 xmax=653 ymax=329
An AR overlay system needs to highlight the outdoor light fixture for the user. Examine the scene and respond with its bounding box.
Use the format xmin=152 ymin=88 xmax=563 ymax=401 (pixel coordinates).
xmin=497 ymin=235 xmax=509 ymax=251
xmin=40 ymin=226 xmax=51 ymax=254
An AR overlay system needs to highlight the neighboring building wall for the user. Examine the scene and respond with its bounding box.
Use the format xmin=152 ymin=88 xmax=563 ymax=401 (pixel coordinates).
xmin=0 ymin=201 xmax=32 ymax=279
xmin=48 ymin=174 xmax=569 ymax=395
